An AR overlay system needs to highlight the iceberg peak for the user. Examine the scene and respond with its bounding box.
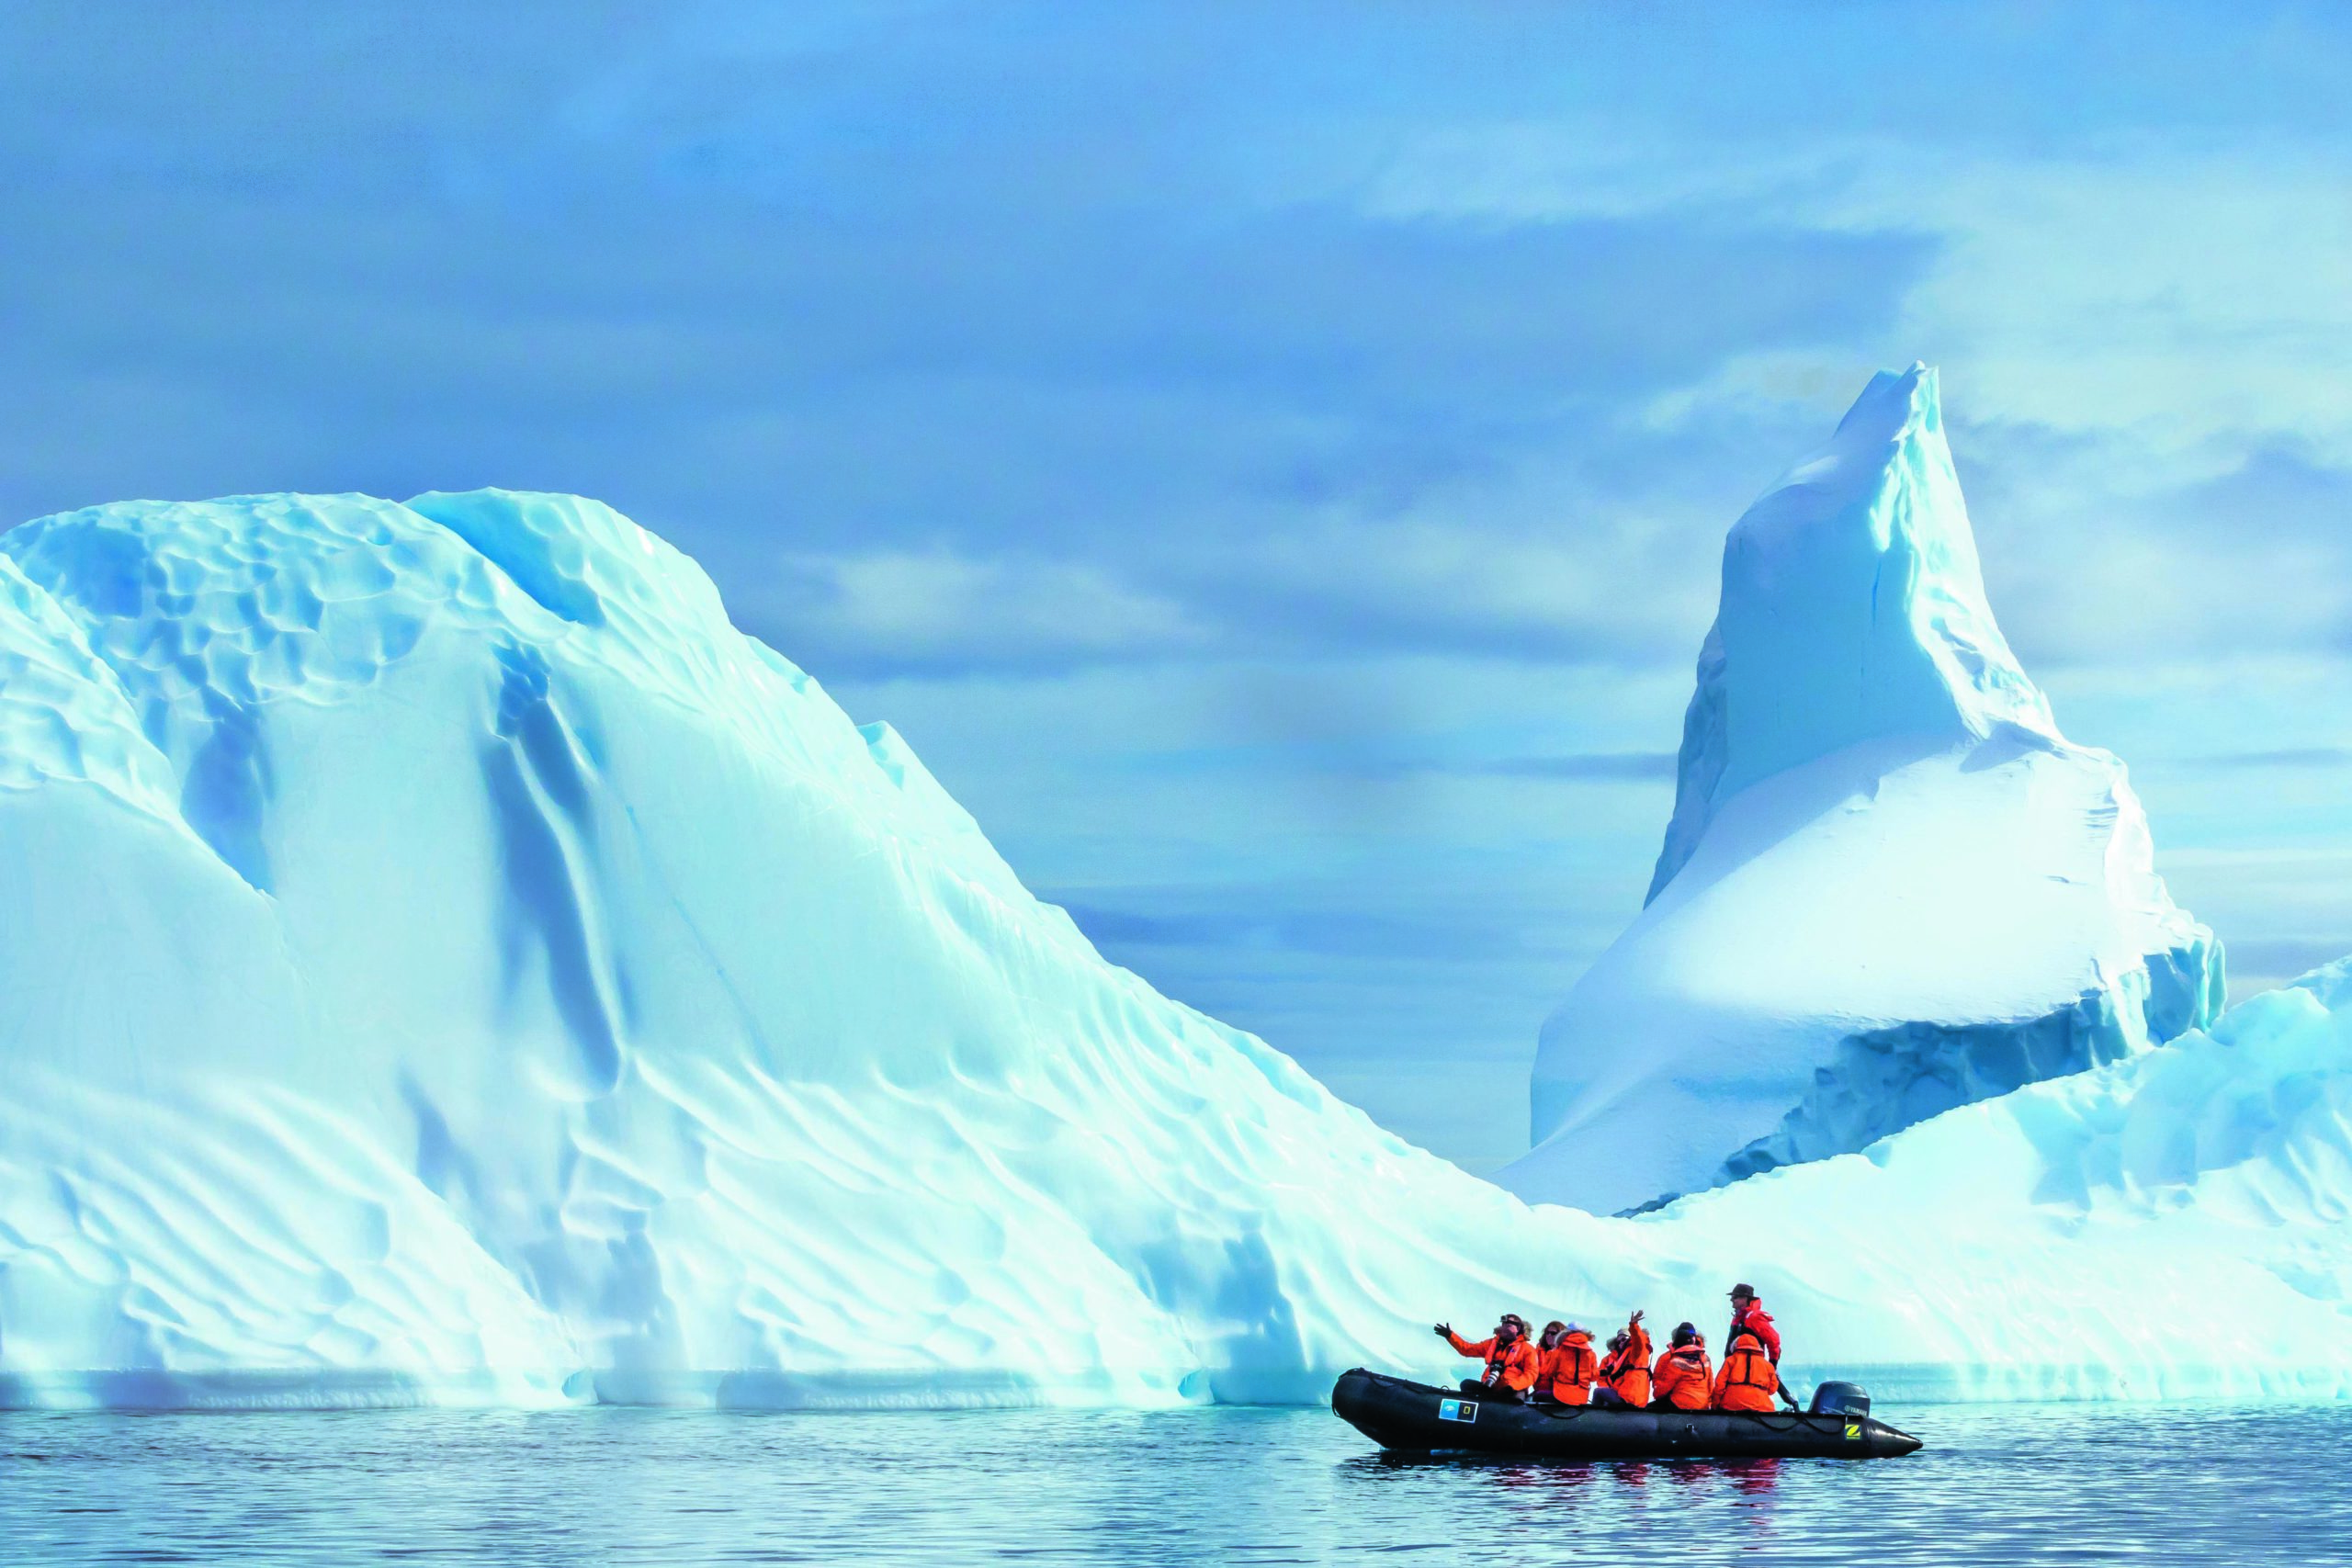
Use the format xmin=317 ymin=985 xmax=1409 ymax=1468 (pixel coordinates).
xmin=1507 ymin=367 xmax=2222 ymax=1215
xmin=1648 ymin=362 xmax=2055 ymax=901
xmin=1833 ymin=358 xmax=1938 ymax=443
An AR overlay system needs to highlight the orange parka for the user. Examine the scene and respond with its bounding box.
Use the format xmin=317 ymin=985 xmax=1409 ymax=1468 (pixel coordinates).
xmin=1600 ymin=1321 xmax=1653 ymax=1407
xmin=1539 ymin=1330 xmax=1599 ymax=1404
xmin=1445 ymin=1328 xmax=1540 ymax=1393
xmin=1650 ymin=1341 xmax=1713 ymax=1410
xmin=1711 ymin=1332 xmax=1782 ymax=1413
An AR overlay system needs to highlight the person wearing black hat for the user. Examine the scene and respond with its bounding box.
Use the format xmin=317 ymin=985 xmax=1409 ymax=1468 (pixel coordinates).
xmin=1648 ymin=1320 xmax=1712 ymax=1410
xmin=1725 ymin=1282 xmax=1781 ymax=1364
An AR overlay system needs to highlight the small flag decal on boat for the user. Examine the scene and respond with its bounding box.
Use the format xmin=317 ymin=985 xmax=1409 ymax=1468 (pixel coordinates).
xmin=1440 ymin=1399 xmax=1477 ymax=1423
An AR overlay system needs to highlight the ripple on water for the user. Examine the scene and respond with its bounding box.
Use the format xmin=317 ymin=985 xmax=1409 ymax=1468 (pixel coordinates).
xmin=2 ymin=1401 xmax=2350 ymax=1567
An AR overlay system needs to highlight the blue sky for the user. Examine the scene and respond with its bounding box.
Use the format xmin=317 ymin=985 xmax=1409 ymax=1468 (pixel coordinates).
xmin=9 ymin=1 xmax=2351 ymax=1170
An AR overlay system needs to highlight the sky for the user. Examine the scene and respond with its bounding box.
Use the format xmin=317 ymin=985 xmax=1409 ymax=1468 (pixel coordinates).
xmin=7 ymin=1 xmax=2351 ymax=1172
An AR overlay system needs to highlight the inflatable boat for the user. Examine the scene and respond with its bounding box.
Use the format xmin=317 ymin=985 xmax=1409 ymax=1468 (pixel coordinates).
xmin=1330 ymin=1369 xmax=1922 ymax=1461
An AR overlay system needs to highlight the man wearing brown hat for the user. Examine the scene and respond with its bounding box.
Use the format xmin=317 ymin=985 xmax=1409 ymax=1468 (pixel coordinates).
xmin=1434 ymin=1312 xmax=1540 ymax=1400
xmin=1725 ymin=1282 xmax=1781 ymax=1365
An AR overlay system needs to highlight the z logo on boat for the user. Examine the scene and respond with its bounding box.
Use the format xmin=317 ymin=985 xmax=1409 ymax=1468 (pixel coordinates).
xmin=1439 ymin=1399 xmax=1477 ymax=1424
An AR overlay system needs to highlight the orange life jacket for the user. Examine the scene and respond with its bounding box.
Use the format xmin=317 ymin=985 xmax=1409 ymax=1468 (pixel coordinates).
xmin=1447 ymin=1329 xmax=1540 ymax=1393
xmin=1711 ymin=1333 xmax=1780 ymax=1413
xmin=1601 ymin=1324 xmax=1652 ymax=1406
xmin=1650 ymin=1343 xmax=1713 ymax=1410
xmin=1542 ymin=1333 xmax=1598 ymax=1404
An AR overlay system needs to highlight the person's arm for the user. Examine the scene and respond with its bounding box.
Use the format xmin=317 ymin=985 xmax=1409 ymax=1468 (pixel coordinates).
xmin=1437 ymin=1326 xmax=1488 ymax=1359
xmin=1778 ymin=1382 xmax=1802 ymax=1410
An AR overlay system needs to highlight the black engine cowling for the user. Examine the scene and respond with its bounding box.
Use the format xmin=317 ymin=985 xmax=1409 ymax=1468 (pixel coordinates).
xmin=1808 ymin=1381 xmax=1871 ymax=1418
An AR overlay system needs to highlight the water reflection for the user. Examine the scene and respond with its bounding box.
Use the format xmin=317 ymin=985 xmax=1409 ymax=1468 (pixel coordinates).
xmin=1349 ymin=1447 xmax=1791 ymax=1548
xmin=1354 ymin=1450 xmax=1782 ymax=1500
xmin=1 ymin=1402 xmax=2348 ymax=1567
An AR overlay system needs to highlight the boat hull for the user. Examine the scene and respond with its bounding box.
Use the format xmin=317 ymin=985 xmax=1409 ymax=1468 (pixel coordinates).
xmin=1331 ymin=1369 xmax=1922 ymax=1461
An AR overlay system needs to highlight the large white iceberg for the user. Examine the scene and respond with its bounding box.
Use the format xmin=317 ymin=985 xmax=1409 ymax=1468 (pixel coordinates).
xmin=0 ymin=484 xmax=2332 ymax=1411
xmin=1503 ymin=366 xmax=2222 ymax=1214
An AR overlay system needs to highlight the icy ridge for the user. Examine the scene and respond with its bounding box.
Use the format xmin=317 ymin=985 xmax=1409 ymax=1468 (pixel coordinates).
xmin=0 ymin=551 xmax=180 ymax=819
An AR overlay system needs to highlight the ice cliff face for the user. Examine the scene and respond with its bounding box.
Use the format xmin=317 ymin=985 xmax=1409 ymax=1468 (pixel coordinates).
xmin=0 ymin=483 xmax=2316 ymax=1413
xmin=1503 ymin=366 xmax=2223 ymax=1214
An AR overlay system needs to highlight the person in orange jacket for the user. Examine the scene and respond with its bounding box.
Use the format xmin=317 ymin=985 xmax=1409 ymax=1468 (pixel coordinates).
xmin=1434 ymin=1313 xmax=1539 ymax=1400
xmin=1725 ymin=1282 xmax=1781 ymax=1364
xmin=1533 ymin=1320 xmax=1598 ymax=1405
xmin=1532 ymin=1321 xmax=1564 ymax=1388
xmin=1593 ymin=1310 xmax=1652 ymax=1408
xmin=1711 ymin=1329 xmax=1800 ymax=1414
xmin=1648 ymin=1321 xmax=1713 ymax=1411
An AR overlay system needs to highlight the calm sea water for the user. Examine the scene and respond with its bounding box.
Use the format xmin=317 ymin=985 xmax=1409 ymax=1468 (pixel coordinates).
xmin=3 ymin=1400 xmax=2347 ymax=1566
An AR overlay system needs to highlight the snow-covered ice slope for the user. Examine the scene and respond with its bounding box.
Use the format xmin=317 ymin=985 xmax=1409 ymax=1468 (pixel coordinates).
xmin=0 ymin=488 xmax=1577 ymax=1409
xmin=1503 ymin=366 xmax=2222 ymax=1215
xmin=0 ymin=485 xmax=2326 ymax=1412
xmin=1654 ymin=964 xmax=2352 ymax=1403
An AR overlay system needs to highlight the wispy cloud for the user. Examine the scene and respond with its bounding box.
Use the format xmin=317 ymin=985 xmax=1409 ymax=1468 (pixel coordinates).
xmin=2162 ymin=747 xmax=2352 ymax=773
xmin=762 ymin=548 xmax=1212 ymax=675
xmin=1474 ymin=752 xmax=1678 ymax=781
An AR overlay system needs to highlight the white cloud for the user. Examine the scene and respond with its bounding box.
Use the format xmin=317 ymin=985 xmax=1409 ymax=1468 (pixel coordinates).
xmin=758 ymin=500 xmax=1724 ymax=677
xmin=766 ymin=547 xmax=1211 ymax=671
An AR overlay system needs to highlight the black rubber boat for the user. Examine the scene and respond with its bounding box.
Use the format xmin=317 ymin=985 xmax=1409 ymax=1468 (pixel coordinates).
xmin=1331 ymin=1369 xmax=1922 ymax=1461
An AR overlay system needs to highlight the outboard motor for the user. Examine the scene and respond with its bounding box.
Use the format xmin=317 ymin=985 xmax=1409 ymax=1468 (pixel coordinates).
xmin=1808 ymin=1381 xmax=1871 ymax=1418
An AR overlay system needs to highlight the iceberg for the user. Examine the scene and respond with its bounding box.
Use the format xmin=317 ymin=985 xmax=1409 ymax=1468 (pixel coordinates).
xmin=0 ymin=488 xmax=1545 ymax=1408
xmin=1502 ymin=366 xmax=2222 ymax=1214
xmin=0 ymin=483 xmax=2330 ymax=1412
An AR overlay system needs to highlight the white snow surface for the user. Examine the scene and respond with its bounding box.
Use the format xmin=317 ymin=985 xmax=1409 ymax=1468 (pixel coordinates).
xmin=1505 ymin=366 xmax=2222 ymax=1215
xmin=0 ymin=485 xmax=2333 ymax=1412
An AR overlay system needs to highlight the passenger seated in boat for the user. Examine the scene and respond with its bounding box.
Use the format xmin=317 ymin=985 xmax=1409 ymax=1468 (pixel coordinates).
xmin=1711 ymin=1330 xmax=1801 ymax=1413
xmin=1649 ymin=1322 xmax=1713 ymax=1411
xmin=1532 ymin=1320 xmax=1562 ymax=1392
xmin=1434 ymin=1313 xmax=1539 ymax=1401
xmin=1592 ymin=1311 xmax=1651 ymax=1407
xmin=1533 ymin=1320 xmax=1597 ymax=1405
